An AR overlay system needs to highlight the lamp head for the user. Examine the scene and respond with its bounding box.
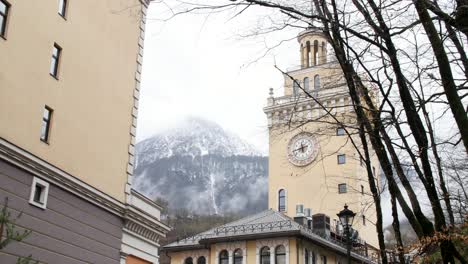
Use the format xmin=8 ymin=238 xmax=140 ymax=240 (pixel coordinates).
xmin=337 ymin=204 xmax=356 ymax=227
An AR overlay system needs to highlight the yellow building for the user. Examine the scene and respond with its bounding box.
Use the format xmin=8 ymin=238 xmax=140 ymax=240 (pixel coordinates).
xmin=164 ymin=210 xmax=377 ymax=264
xmin=163 ymin=27 xmax=380 ymax=264
xmin=264 ymin=28 xmax=379 ymax=249
xmin=0 ymin=0 xmax=169 ymax=263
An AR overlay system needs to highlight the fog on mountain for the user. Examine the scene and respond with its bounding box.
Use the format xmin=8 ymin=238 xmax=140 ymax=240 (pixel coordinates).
xmin=134 ymin=117 xmax=268 ymax=215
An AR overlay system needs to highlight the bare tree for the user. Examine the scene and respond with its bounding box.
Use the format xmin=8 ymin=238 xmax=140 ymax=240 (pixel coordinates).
xmin=151 ymin=0 xmax=468 ymax=262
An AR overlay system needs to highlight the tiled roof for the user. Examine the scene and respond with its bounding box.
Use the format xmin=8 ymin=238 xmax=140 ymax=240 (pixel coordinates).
xmin=163 ymin=210 xmax=377 ymax=264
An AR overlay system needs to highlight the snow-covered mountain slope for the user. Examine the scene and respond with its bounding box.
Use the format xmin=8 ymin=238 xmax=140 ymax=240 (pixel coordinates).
xmin=134 ymin=117 xmax=268 ymax=215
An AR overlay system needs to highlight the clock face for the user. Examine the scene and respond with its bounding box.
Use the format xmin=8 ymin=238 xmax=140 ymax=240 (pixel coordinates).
xmin=287 ymin=132 xmax=319 ymax=166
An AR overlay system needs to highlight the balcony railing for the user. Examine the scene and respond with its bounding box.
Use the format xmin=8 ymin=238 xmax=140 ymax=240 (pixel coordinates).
xmin=266 ymin=85 xmax=349 ymax=108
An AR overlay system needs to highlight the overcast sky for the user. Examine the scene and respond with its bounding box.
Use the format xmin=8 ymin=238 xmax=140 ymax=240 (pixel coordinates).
xmin=136 ymin=2 xmax=303 ymax=154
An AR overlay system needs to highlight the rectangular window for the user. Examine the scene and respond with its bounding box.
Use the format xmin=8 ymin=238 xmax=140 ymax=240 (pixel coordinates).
xmin=337 ymin=154 xmax=346 ymax=164
xmin=29 ymin=177 xmax=50 ymax=209
xmin=58 ymin=0 xmax=67 ymax=18
xmin=362 ymin=215 xmax=366 ymax=225
xmin=338 ymin=183 xmax=347 ymax=194
xmin=361 ymin=185 xmax=364 ymax=195
xmin=40 ymin=106 xmax=53 ymax=143
xmin=336 ymin=127 xmax=345 ymax=136
xmin=50 ymin=43 xmax=62 ymax=78
xmin=0 ymin=0 xmax=10 ymax=38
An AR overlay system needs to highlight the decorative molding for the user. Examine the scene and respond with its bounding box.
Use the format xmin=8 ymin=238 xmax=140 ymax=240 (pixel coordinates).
xmin=214 ymin=241 xmax=247 ymax=264
xmin=255 ymin=238 xmax=290 ymax=264
xmin=0 ymin=138 xmax=126 ymax=216
xmin=125 ymin=0 xmax=147 ymax=203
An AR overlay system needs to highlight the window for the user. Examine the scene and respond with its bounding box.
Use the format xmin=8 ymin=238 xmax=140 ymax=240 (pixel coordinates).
xmin=338 ymin=183 xmax=347 ymax=194
xmin=322 ymin=41 xmax=326 ymax=63
xmin=0 ymin=0 xmax=9 ymax=38
xmin=40 ymin=106 xmax=53 ymax=143
xmin=219 ymin=250 xmax=229 ymax=264
xmin=362 ymin=215 xmax=366 ymax=225
xmin=275 ymin=245 xmax=286 ymax=264
xmin=29 ymin=177 xmax=50 ymax=209
xmin=305 ymin=249 xmax=309 ymax=264
xmin=293 ymin=80 xmax=300 ymax=96
xmin=313 ymin=40 xmax=319 ymax=65
xmin=233 ymin=249 xmax=243 ymax=264
xmin=312 ymin=252 xmax=316 ymax=264
xmin=278 ymin=189 xmax=286 ymax=212
xmin=361 ymin=185 xmax=364 ymax=195
xmin=314 ymin=75 xmax=320 ymax=90
xmin=197 ymin=257 xmax=206 ymax=264
xmin=321 ymin=256 xmax=327 ymax=264
xmin=260 ymin=247 xmax=270 ymax=264
xmin=50 ymin=43 xmax=62 ymax=78
xmin=58 ymin=0 xmax=67 ymax=17
xmin=185 ymin=258 xmax=193 ymax=264
xmin=304 ymin=77 xmax=310 ymax=91
xmin=337 ymin=154 xmax=346 ymax=164
xmin=336 ymin=127 xmax=345 ymax=136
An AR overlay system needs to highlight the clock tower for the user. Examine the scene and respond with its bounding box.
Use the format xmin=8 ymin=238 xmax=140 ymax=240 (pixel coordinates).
xmin=264 ymin=27 xmax=379 ymax=248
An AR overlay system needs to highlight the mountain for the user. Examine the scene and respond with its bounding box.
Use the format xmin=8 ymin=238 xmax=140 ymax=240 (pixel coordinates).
xmin=134 ymin=117 xmax=269 ymax=215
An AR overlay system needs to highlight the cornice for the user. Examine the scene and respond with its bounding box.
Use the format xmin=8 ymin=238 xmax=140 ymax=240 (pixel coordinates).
xmin=0 ymin=138 xmax=126 ymax=216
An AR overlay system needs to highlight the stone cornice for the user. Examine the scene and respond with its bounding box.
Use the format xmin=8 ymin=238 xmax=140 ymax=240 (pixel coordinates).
xmin=124 ymin=205 xmax=171 ymax=236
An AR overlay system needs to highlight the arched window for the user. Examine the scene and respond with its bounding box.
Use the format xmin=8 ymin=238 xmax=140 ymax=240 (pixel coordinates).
xmin=293 ymin=79 xmax=300 ymax=96
xmin=278 ymin=189 xmax=286 ymax=212
xmin=321 ymin=41 xmax=327 ymax=63
xmin=197 ymin=257 xmax=206 ymax=264
xmin=312 ymin=252 xmax=316 ymax=264
xmin=314 ymin=40 xmax=319 ymax=65
xmin=305 ymin=249 xmax=309 ymax=264
xmin=275 ymin=245 xmax=286 ymax=264
xmin=314 ymin=75 xmax=320 ymax=90
xmin=219 ymin=250 xmax=229 ymax=264
xmin=306 ymin=41 xmax=312 ymax=67
xmin=233 ymin=249 xmax=243 ymax=264
xmin=321 ymin=255 xmax=327 ymax=264
xmin=185 ymin=257 xmax=193 ymax=264
xmin=304 ymin=77 xmax=310 ymax=91
xmin=260 ymin=247 xmax=271 ymax=264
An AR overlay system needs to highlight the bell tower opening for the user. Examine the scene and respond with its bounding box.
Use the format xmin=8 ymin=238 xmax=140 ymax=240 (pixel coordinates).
xmin=299 ymin=28 xmax=328 ymax=69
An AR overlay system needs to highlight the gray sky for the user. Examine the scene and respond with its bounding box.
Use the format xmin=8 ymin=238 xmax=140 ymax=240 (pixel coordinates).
xmin=136 ymin=2 xmax=302 ymax=154
xmin=135 ymin=1 xmax=412 ymax=224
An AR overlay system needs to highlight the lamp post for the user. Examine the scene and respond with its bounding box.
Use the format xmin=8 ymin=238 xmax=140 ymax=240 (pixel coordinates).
xmin=337 ymin=204 xmax=356 ymax=264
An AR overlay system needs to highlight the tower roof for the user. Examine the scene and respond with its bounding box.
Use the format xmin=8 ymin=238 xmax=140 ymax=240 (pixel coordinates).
xmin=297 ymin=27 xmax=328 ymax=43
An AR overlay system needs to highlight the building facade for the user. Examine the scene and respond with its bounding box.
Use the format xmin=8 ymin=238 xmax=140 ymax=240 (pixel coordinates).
xmin=164 ymin=210 xmax=377 ymax=264
xmin=0 ymin=0 xmax=170 ymax=263
xmin=264 ymin=27 xmax=379 ymax=248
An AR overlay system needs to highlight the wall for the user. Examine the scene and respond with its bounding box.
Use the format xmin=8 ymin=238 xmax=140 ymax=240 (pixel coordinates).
xmin=127 ymin=255 xmax=153 ymax=264
xmin=0 ymin=0 xmax=144 ymax=202
xmin=0 ymin=159 xmax=123 ymax=263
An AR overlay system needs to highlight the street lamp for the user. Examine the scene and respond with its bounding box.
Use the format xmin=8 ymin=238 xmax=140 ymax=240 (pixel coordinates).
xmin=337 ymin=204 xmax=356 ymax=264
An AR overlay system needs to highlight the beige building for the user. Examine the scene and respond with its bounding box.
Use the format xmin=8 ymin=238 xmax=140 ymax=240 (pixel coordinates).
xmin=162 ymin=27 xmax=380 ymax=264
xmin=264 ymin=27 xmax=379 ymax=249
xmin=164 ymin=210 xmax=377 ymax=264
xmin=0 ymin=0 xmax=169 ymax=263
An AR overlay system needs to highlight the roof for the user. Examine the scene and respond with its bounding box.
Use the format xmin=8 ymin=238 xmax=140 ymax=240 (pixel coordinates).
xmin=163 ymin=210 xmax=377 ymax=264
